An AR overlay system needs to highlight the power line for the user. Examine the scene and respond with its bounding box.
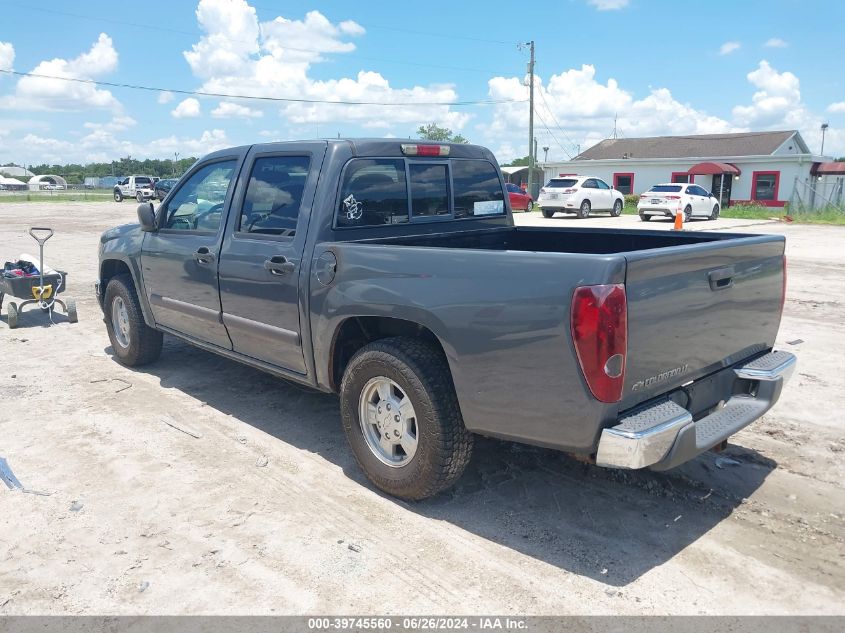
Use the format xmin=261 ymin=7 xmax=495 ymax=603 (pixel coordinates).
xmin=533 ymin=107 xmax=573 ymax=160
xmin=0 ymin=69 xmax=525 ymax=107
xmin=536 ymin=88 xmax=579 ymax=157
xmin=3 ymin=2 xmax=515 ymax=75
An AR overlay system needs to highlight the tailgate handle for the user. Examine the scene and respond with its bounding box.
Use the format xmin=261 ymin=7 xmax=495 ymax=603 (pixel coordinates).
xmin=708 ymin=266 xmax=735 ymax=291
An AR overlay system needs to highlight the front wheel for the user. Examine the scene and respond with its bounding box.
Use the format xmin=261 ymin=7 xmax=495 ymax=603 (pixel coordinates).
xmin=611 ymin=199 xmax=623 ymax=217
xmin=709 ymin=204 xmax=720 ymax=220
xmin=104 ymin=274 xmax=163 ymax=366
xmin=340 ymin=337 xmax=473 ymax=500
xmin=6 ymin=302 xmax=18 ymax=329
xmin=136 ymin=192 xmax=144 ymax=203
xmin=113 ymin=190 xmax=123 ymax=202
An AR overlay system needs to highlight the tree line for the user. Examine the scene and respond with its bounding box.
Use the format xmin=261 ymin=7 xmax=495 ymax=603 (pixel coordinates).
xmin=1 ymin=157 xmax=199 ymax=184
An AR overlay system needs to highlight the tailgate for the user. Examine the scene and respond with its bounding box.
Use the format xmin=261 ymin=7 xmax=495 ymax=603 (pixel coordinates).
xmin=622 ymin=235 xmax=785 ymax=409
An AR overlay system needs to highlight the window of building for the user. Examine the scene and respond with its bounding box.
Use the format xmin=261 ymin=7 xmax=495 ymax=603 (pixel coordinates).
xmin=752 ymin=171 xmax=779 ymax=202
xmin=613 ymin=173 xmax=634 ymax=195
xmin=671 ymin=172 xmax=692 ymax=184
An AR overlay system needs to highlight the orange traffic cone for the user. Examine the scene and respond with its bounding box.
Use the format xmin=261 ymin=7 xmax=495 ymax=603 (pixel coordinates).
xmin=673 ymin=206 xmax=684 ymax=231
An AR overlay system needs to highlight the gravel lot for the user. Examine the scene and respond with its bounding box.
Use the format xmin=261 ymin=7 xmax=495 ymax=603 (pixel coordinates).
xmin=1 ymin=202 xmax=843 ymax=615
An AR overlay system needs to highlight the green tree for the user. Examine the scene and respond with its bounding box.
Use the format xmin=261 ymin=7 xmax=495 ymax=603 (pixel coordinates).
xmin=502 ymin=156 xmax=530 ymax=167
xmin=416 ymin=123 xmax=468 ymax=144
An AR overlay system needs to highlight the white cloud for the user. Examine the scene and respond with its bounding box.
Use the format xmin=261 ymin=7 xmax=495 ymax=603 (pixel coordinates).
xmin=181 ymin=1 xmax=469 ymax=132
xmin=587 ymin=0 xmax=629 ymax=9
xmin=157 ymin=90 xmax=175 ymax=104
xmin=211 ymin=101 xmax=263 ymax=119
xmin=732 ymin=60 xmax=801 ymax=127
xmin=827 ymin=102 xmax=845 ymax=113
xmin=0 ymin=33 xmax=120 ymax=111
xmin=719 ymin=41 xmax=741 ymax=55
xmin=171 ymin=97 xmax=201 ymax=118
xmin=764 ymin=38 xmax=788 ymax=48
xmin=484 ymin=65 xmax=736 ymax=162
xmin=83 ymin=115 xmax=137 ymax=133
xmin=0 ymin=41 xmax=14 ymax=71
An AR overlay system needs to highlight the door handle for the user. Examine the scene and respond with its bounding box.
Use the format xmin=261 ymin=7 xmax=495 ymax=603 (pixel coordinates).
xmin=264 ymin=256 xmax=296 ymax=276
xmin=193 ymin=247 xmax=215 ymax=264
xmin=708 ymin=266 xmax=735 ymax=291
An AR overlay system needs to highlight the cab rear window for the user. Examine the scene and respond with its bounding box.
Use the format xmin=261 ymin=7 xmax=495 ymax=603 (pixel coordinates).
xmin=336 ymin=158 xmax=505 ymax=227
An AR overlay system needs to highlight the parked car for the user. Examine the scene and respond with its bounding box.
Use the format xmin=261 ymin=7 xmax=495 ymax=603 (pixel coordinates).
xmin=97 ymin=139 xmax=794 ymax=500
xmin=505 ymin=183 xmax=533 ymax=211
xmin=154 ymin=178 xmax=179 ymax=201
xmin=537 ymin=175 xmax=624 ymax=218
xmin=114 ymin=176 xmax=155 ymax=202
xmin=638 ymin=183 xmax=720 ymax=222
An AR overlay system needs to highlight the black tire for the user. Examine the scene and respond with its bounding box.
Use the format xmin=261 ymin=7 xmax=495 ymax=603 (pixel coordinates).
xmin=104 ymin=274 xmax=163 ymax=366
xmin=684 ymin=205 xmax=692 ymax=223
xmin=611 ymin=199 xmax=623 ymax=217
xmin=709 ymin=204 xmax=720 ymax=221
xmin=339 ymin=337 xmax=473 ymax=501
xmin=7 ymin=302 xmax=18 ymax=329
xmin=136 ymin=192 xmax=144 ymax=203
xmin=639 ymin=213 xmax=651 ymax=222
xmin=113 ymin=189 xmax=123 ymax=202
xmin=577 ymin=199 xmax=591 ymax=219
xmin=541 ymin=208 xmax=555 ymax=218
xmin=66 ymin=298 xmax=78 ymax=324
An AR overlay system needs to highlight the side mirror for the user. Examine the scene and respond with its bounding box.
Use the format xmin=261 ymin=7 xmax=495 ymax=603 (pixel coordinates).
xmin=137 ymin=202 xmax=157 ymax=232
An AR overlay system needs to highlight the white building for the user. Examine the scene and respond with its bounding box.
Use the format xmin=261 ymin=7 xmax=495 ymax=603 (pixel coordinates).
xmin=542 ymin=130 xmax=830 ymax=208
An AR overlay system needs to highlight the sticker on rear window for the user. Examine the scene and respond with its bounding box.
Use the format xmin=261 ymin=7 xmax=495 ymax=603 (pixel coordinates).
xmin=473 ymin=200 xmax=504 ymax=216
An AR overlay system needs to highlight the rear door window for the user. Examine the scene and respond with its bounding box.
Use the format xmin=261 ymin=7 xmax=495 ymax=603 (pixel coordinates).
xmin=409 ymin=163 xmax=449 ymax=218
xmin=239 ymin=155 xmax=310 ymax=237
xmin=452 ymin=159 xmax=505 ymax=218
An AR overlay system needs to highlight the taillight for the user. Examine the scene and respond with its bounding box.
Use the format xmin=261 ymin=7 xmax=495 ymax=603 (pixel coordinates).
xmin=665 ymin=195 xmax=681 ymax=200
xmin=781 ymin=255 xmax=787 ymax=313
xmin=564 ymin=188 xmax=577 ymax=194
xmin=571 ymin=284 xmax=628 ymax=403
xmin=540 ymin=188 xmax=546 ymax=194
xmin=400 ymin=144 xmax=450 ymax=156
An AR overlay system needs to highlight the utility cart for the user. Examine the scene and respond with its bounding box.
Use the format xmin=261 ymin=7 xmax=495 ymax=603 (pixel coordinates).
xmin=0 ymin=227 xmax=78 ymax=329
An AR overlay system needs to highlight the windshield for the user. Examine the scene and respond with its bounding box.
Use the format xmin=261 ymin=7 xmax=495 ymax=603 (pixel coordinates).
xmin=546 ymin=178 xmax=578 ymax=188
xmin=648 ymin=185 xmax=683 ymax=193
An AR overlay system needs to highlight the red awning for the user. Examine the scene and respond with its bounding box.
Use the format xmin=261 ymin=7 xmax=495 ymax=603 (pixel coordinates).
xmin=687 ymin=161 xmax=741 ymax=176
xmin=812 ymin=162 xmax=845 ymax=176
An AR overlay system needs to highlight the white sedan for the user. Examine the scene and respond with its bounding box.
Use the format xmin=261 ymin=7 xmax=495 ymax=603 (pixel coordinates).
xmin=637 ymin=183 xmax=720 ymax=222
xmin=537 ymin=175 xmax=625 ymax=219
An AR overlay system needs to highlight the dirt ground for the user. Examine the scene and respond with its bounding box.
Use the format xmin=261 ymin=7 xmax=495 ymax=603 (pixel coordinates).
xmin=0 ymin=202 xmax=843 ymax=615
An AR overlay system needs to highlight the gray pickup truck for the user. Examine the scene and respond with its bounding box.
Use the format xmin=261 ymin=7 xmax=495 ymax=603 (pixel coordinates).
xmin=96 ymin=139 xmax=795 ymax=500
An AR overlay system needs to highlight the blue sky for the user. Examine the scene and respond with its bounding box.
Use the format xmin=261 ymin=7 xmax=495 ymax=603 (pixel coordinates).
xmin=1 ymin=0 xmax=843 ymax=167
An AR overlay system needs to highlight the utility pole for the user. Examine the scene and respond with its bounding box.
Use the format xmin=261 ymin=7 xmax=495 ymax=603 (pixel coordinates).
xmin=519 ymin=40 xmax=535 ymax=199
xmin=542 ymin=146 xmax=549 ymax=163
xmin=821 ymin=123 xmax=829 ymax=155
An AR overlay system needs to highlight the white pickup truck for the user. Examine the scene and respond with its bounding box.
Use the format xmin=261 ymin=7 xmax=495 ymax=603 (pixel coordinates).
xmin=113 ymin=176 xmax=156 ymax=202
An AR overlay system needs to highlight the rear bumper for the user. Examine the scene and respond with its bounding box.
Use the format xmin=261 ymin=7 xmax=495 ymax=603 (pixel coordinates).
xmin=595 ymin=350 xmax=796 ymax=470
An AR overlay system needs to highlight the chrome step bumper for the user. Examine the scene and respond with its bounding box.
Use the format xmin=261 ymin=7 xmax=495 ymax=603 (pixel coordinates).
xmin=596 ymin=351 xmax=796 ymax=470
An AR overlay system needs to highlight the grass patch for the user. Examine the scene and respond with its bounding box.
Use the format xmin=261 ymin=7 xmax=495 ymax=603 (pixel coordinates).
xmin=0 ymin=192 xmax=114 ymax=203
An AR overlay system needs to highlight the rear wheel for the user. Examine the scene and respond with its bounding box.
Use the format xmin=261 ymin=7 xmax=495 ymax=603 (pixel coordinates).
xmin=684 ymin=205 xmax=692 ymax=223
xmin=611 ymin=199 xmax=623 ymax=217
xmin=639 ymin=213 xmax=651 ymax=222
xmin=577 ymin=200 xmax=591 ymax=219
xmin=113 ymin=190 xmax=123 ymax=202
xmin=66 ymin=298 xmax=78 ymax=324
xmin=340 ymin=337 xmax=473 ymax=500
xmin=104 ymin=274 xmax=163 ymax=366
xmin=709 ymin=204 xmax=720 ymax=220
xmin=541 ymin=208 xmax=555 ymax=218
